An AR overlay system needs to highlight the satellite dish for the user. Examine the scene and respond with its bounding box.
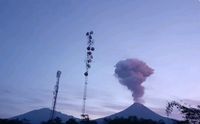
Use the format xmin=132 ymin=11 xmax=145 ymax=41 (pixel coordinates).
xmin=90 ymin=31 xmax=93 ymax=34
xmin=87 ymin=64 xmax=91 ymax=68
xmin=87 ymin=51 xmax=92 ymax=55
xmin=57 ymin=71 xmax=61 ymax=78
xmin=91 ymin=47 xmax=95 ymax=51
xmin=88 ymin=59 xmax=92 ymax=63
xmin=84 ymin=72 xmax=88 ymax=76
xmin=87 ymin=47 xmax=90 ymax=50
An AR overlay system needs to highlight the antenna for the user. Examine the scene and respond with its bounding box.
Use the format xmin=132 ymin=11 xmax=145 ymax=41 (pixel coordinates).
xmin=81 ymin=31 xmax=95 ymax=120
xmin=50 ymin=70 xmax=62 ymax=120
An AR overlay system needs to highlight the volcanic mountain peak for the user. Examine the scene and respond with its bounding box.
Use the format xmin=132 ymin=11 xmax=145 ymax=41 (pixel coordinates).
xmin=119 ymin=102 xmax=159 ymax=117
xmin=97 ymin=103 xmax=174 ymax=124
xmin=129 ymin=102 xmax=147 ymax=109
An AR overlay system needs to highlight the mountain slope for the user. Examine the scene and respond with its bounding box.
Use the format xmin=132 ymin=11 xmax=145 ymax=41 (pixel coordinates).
xmin=96 ymin=103 xmax=174 ymax=124
xmin=12 ymin=108 xmax=78 ymax=124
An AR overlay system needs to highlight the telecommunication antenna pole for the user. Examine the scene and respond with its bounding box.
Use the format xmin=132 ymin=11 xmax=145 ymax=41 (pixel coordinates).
xmin=81 ymin=31 xmax=95 ymax=120
xmin=50 ymin=70 xmax=61 ymax=120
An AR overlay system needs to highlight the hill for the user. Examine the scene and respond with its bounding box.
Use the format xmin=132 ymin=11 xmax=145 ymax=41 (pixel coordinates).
xmin=12 ymin=108 xmax=78 ymax=124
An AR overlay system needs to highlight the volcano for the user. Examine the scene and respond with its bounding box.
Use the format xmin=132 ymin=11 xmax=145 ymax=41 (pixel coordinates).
xmin=96 ymin=103 xmax=175 ymax=124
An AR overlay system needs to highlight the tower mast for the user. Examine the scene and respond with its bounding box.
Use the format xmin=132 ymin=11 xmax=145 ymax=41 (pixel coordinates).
xmin=81 ymin=31 xmax=95 ymax=120
xmin=50 ymin=70 xmax=61 ymax=120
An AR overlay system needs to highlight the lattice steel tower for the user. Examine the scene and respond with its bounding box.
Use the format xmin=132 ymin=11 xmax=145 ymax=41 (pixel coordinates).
xmin=81 ymin=31 xmax=95 ymax=120
xmin=50 ymin=70 xmax=61 ymax=120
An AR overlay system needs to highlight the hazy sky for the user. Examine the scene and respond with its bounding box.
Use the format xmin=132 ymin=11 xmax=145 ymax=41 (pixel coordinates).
xmin=0 ymin=0 xmax=200 ymax=120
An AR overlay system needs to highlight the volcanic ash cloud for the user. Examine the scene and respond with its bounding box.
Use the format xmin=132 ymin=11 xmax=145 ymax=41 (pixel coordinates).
xmin=114 ymin=59 xmax=154 ymax=103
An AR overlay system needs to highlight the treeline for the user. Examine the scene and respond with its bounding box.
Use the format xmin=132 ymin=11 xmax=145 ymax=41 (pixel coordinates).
xmin=0 ymin=116 xmax=187 ymax=124
xmin=104 ymin=116 xmax=165 ymax=124
xmin=0 ymin=116 xmax=165 ymax=124
xmin=42 ymin=116 xmax=165 ymax=124
xmin=41 ymin=117 xmax=97 ymax=124
xmin=0 ymin=119 xmax=29 ymax=124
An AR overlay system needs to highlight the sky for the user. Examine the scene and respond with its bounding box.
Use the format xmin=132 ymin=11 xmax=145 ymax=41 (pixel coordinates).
xmin=0 ymin=0 xmax=200 ymax=120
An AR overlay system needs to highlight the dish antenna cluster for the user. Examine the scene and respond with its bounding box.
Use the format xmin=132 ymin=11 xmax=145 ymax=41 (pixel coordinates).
xmin=81 ymin=31 xmax=95 ymax=120
xmin=50 ymin=70 xmax=62 ymax=120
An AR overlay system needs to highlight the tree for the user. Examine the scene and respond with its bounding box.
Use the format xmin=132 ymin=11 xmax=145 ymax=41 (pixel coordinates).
xmin=41 ymin=117 xmax=63 ymax=124
xmin=166 ymin=101 xmax=200 ymax=124
xmin=0 ymin=119 xmax=25 ymax=124
xmin=103 ymin=116 xmax=163 ymax=124
xmin=79 ymin=118 xmax=97 ymax=124
xmin=66 ymin=118 xmax=78 ymax=124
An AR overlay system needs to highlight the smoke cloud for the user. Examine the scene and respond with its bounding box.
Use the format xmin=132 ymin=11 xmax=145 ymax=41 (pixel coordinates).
xmin=114 ymin=59 xmax=154 ymax=103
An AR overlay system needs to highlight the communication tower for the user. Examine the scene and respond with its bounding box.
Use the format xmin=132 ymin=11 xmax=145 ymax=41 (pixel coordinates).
xmin=81 ymin=31 xmax=95 ymax=120
xmin=50 ymin=70 xmax=62 ymax=120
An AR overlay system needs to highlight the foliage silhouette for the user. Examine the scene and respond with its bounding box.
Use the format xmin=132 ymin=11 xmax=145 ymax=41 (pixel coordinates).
xmin=0 ymin=119 xmax=27 ymax=124
xmin=41 ymin=117 xmax=63 ymax=124
xmin=79 ymin=118 xmax=97 ymax=124
xmin=103 ymin=116 xmax=165 ymax=124
xmin=42 ymin=117 xmax=97 ymax=124
xmin=166 ymin=101 xmax=200 ymax=124
xmin=66 ymin=118 xmax=78 ymax=124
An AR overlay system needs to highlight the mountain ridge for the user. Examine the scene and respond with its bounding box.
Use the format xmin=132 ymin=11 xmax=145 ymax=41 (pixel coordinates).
xmin=11 ymin=103 xmax=175 ymax=124
xmin=12 ymin=108 xmax=78 ymax=124
xmin=96 ymin=103 xmax=175 ymax=124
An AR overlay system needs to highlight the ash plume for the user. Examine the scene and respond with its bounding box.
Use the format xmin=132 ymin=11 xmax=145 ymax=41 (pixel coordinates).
xmin=114 ymin=59 xmax=154 ymax=103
